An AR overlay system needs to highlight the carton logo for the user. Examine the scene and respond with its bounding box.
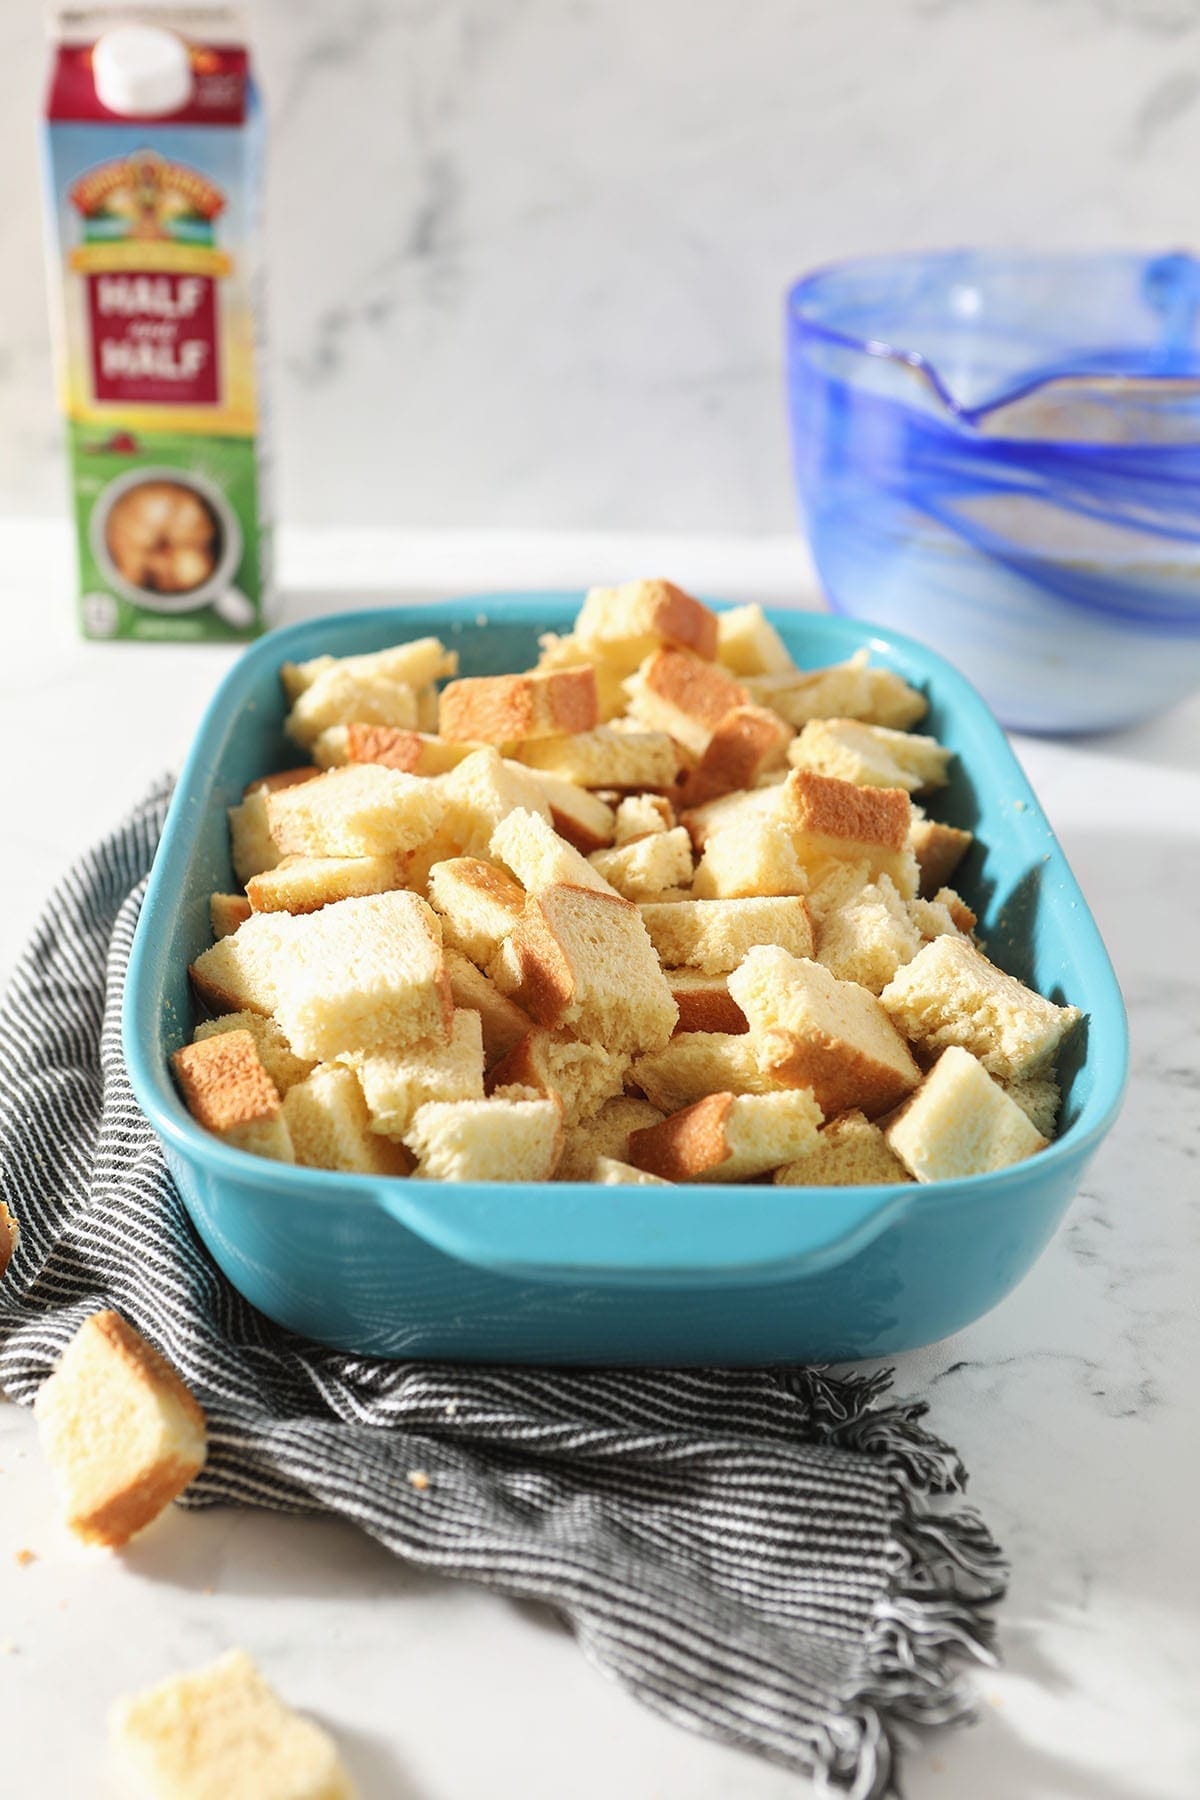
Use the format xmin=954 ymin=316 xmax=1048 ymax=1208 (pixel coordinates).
xmin=70 ymin=150 xmax=225 ymax=244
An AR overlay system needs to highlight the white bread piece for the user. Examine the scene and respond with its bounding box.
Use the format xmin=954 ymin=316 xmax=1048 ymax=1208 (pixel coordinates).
xmin=715 ymin=603 xmax=795 ymax=677
xmin=886 ymin=1046 xmax=1048 ymax=1181
xmin=679 ymin=705 xmax=794 ymax=809
xmin=439 ymin=666 xmax=598 ymax=743
xmin=623 ymin=648 xmax=750 ymax=757
xmin=490 ymin=883 xmax=677 ymax=1054
xmin=789 ymin=718 xmax=952 ymax=794
xmin=666 ymin=969 xmax=748 ymax=1035
xmin=555 ymin=1094 xmax=666 ymax=1181
xmin=34 ymin=1311 xmax=207 ymax=1549
xmin=535 ymin=630 xmax=628 ymax=720
xmin=747 ymin=651 xmax=928 ymax=730
xmin=0 ymin=1200 xmax=17 ymax=1279
xmin=594 ymin=1156 xmax=673 ymax=1186
xmin=283 ymin=1064 xmax=412 ymax=1174
xmin=247 ymin=852 xmax=409 ymax=915
xmin=574 ymin=578 xmax=719 ymax=668
xmin=692 ymin=816 xmax=808 ymax=900
xmin=490 ymin=808 xmax=618 ymax=897
xmin=908 ymin=807 xmax=974 ymax=896
xmin=639 ymin=895 xmax=815 ymax=975
xmin=416 ymin=683 xmax=441 ymax=733
xmin=520 ymin=768 xmax=616 ymax=852
xmin=243 ymin=766 xmax=323 ymax=800
xmin=784 ymin=769 xmax=916 ymax=898
xmin=193 ymin=1011 xmax=315 ymax=1095
xmin=1001 ymin=1071 xmax=1062 ymax=1140
xmin=774 ymin=1109 xmax=912 ymax=1187
xmin=282 ymin=635 xmax=457 ymax=701
xmin=815 ymin=875 xmax=923 ymax=994
xmin=438 ymin=748 xmax=553 ymax=859
xmin=405 ymin=1087 xmax=563 ymax=1181
xmin=266 ymin=764 xmax=444 ymax=860
xmin=628 ymin=1088 xmax=822 ymax=1183
xmin=427 ymin=857 xmax=527 ymax=965
xmin=613 ymin=793 xmax=676 ymax=844
xmin=110 ymin=1648 xmax=356 ymax=1800
xmin=189 ymin=911 xmax=296 ymax=1016
xmin=728 ymin=946 xmax=921 ymax=1118
xmin=881 ymin=935 xmax=1082 ymax=1079
xmin=486 ymin=1029 xmax=630 ymax=1130
xmin=342 ymin=1009 xmax=486 ymax=1139
xmin=680 ymin=779 xmax=784 ymax=850
xmin=286 ymin=666 xmax=419 ymax=749
xmin=588 ymin=827 xmax=694 ymax=901
xmin=444 ymin=950 xmax=534 ymax=1067
xmin=631 ymin=1031 xmax=798 ymax=1114
xmin=514 ymin=725 xmax=678 ymax=792
xmin=210 ymin=892 xmax=251 ymax=939
xmin=172 ymin=1031 xmax=294 ymax=1163
xmin=313 ymin=722 xmax=480 ymax=775
xmin=269 ymin=892 xmax=452 ymax=1061
xmin=908 ymin=888 xmax=976 ymax=943
xmin=228 ymin=790 xmax=282 ymax=886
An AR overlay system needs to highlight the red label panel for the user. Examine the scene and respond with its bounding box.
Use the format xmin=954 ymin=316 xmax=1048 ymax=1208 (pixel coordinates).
xmin=86 ymin=272 xmax=220 ymax=406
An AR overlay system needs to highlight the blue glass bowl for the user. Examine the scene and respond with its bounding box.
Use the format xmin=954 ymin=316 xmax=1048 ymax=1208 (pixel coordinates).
xmin=786 ymin=250 xmax=1200 ymax=733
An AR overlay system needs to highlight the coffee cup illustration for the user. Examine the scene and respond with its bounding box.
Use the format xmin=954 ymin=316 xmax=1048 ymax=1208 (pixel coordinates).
xmin=89 ymin=466 xmax=251 ymax=625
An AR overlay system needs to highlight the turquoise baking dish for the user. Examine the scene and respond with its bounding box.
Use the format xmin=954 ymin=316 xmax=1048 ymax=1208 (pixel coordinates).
xmin=122 ymin=597 xmax=1128 ymax=1364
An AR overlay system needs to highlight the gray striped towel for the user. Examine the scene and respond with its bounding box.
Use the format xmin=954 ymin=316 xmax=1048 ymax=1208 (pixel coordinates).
xmin=0 ymin=780 xmax=1005 ymax=1798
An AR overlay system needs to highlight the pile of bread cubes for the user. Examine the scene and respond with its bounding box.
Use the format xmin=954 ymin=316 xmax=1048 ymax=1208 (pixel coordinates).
xmin=174 ymin=579 xmax=1081 ymax=1187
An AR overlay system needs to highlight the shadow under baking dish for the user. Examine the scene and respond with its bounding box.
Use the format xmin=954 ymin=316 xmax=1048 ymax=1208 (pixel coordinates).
xmin=123 ymin=598 xmax=1128 ymax=1364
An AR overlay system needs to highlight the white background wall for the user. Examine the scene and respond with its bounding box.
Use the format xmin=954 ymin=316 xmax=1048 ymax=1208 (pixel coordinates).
xmin=4 ymin=0 xmax=1198 ymax=533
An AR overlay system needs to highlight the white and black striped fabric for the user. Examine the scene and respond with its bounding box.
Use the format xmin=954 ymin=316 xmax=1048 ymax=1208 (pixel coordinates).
xmin=0 ymin=783 xmax=1006 ymax=1798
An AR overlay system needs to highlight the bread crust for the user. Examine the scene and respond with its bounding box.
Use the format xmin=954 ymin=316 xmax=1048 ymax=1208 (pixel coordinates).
xmin=757 ymin=1025 xmax=917 ymax=1120
xmin=786 ymin=768 xmax=910 ymax=852
xmin=242 ymin=766 xmax=319 ymax=798
xmin=172 ymin=1032 xmax=282 ymax=1134
xmin=678 ymin=705 xmax=793 ymax=808
xmin=439 ymin=668 xmax=599 ymax=743
xmin=667 ymin=974 xmax=748 ymax=1035
xmin=627 ymin=1092 xmax=734 ymax=1180
xmin=0 ymin=1200 xmax=18 ymax=1278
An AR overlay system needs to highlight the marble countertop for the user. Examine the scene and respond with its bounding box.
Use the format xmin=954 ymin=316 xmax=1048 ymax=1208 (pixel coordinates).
xmin=1 ymin=522 xmax=1197 ymax=1799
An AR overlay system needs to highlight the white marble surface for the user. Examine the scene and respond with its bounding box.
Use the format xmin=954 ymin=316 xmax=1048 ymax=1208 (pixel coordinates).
xmin=1 ymin=521 xmax=1199 ymax=1798
xmin=7 ymin=0 xmax=1200 ymax=530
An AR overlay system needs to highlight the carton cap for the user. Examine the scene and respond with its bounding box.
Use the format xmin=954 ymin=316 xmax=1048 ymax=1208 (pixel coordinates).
xmin=93 ymin=23 xmax=193 ymax=117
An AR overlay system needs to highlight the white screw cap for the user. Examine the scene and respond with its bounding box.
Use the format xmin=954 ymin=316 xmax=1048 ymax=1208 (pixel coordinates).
xmin=93 ymin=25 xmax=193 ymax=118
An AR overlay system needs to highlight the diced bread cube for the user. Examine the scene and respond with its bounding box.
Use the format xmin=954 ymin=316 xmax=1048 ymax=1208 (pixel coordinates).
xmin=490 ymin=884 xmax=677 ymax=1053
xmin=428 ymin=857 xmax=527 ymax=965
xmin=404 ymin=1088 xmax=563 ymax=1181
xmin=638 ymin=895 xmax=814 ymax=974
xmin=343 ymin=1009 xmax=486 ymax=1139
xmin=885 ymin=1046 xmax=1048 ymax=1180
xmin=881 ymin=935 xmax=1081 ymax=1079
xmin=514 ymin=726 xmax=679 ymax=791
xmin=774 ymin=1109 xmax=912 ymax=1187
xmin=286 ymin=666 xmax=419 ymax=749
xmin=715 ymin=603 xmax=795 ymax=677
xmin=588 ymin=827 xmax=694 ymax=901
xmin=247 ymin=852 xmax=408 ymax=914
xmin=1000 ymin=1071 xmax=1062 ymax=1139
xmin=0 ymin=1201 xmax=16 ymax=1278
xmin=438 ymin=748 xmax=553 ymax=859
xmin=439 ymin=667 xmax=598 ymax=743
xmin=692 ymin=816 xmax=808 ymax=899
xmin=535 ymin=630 xmax=628 ymax=720
xmin=172 ymin=1031 xmax=294 ymax=1162
xmin=189 ymin=912 xmax=296 ymax=1016
xmin=907 ymin=888 xmax=976 ymax=943
xmin=444 ymin=950 xmax=534 ymax=1068
xmin=908 ymin=808 xmax=974 ymax=895
xmin=666 ymin=970 xmax=748 ymax=1035
xmin=313 ymin=723 xmax=480 ymax=774
xmin=815 ymin=875 xmax=922 ymax=994
xmin=628 ymin=1089 xmax=822 ymax=1183
xmin=520 ymin=769 xmax=616 ymax=852
xmin=282 ymin=1063 xmax=412 ymax=1173
xmin=110 ymin=1649 xmax=354 ymax=1800
xmin=679 ymin=705 xmax=794 ymax=808
xmin=593 ymin=1156 xmax=673 ymax=1186
xmin=282 ymin=636 xmax=457 ymax=701
xmin=613 ymin=793 xmax=676 ymax=843
xmin=728 ymin=946 xmax=920 ymax=1118
xmin=228 ymin=790 xmax=281 ymax=885
xmin=193 ymin=1012 xmax=315 ymax=1095
xmin=266 ymin=765 xmax=445 ymax=859
xmin=623 ymin=648 xmax=750 ymax=757
xmin=490 ymin=808 xmax=617 ymax=897
xmin=632 ymin=1031 xmax=794 ymax=1114
xmin=486 ymin=1029 xmax=629 ymax=1129
xmin=574 ymin=579 xmax=719 ymax=667
xmin=789 ymin=718 xmax=952 ymax=794
xmin=210 ymin=893 xmax=251 ymax=939
xmin=555 ymin=1095 xmax=666 ymax=1181
xmin=243 ymin=766 xmax=322 ymax=799
xmin=785 ymin=769 xmax=916 ymax=897
xmin=34 ymin=1311 xmax=207 ymax=1548
xmin=747 ymin=651 xmax=927 ymax=730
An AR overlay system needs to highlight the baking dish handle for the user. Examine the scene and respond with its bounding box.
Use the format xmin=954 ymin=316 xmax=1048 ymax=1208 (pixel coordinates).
xmin=372 ymin=1182 xmax=916 ymax=1287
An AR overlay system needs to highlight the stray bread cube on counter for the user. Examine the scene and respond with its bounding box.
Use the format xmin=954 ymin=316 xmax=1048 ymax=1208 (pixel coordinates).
xmin=789 ymin=718 xmax=952 ymax=794
xmin=881 ymin=935 xmax=1082 ymax=1079
xmin=34 ymin=1311 xmax=207 ymax=1548
xmin=266 ymin=764 xmax=444 ymax=859
xmin=0 ymin=1200 xmax=17 ymax=1277
xmin=774 ymin=1110 xmax=912 ymax=1187
xmin=628 ymin=1089 xmax=822 ymax=1183
xmin=172 ymin=1031 xmax=294 ymax=1162
xmin=438 ymin=666 xmax=598 ymax=743
xmin=110 ymin=1648 xmax=357 ymax=1800
xmin=405 ymin=1087 xmax=563 ymax=1181
xmin=886 ymin=1047 xmax=1049 ymax=1181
